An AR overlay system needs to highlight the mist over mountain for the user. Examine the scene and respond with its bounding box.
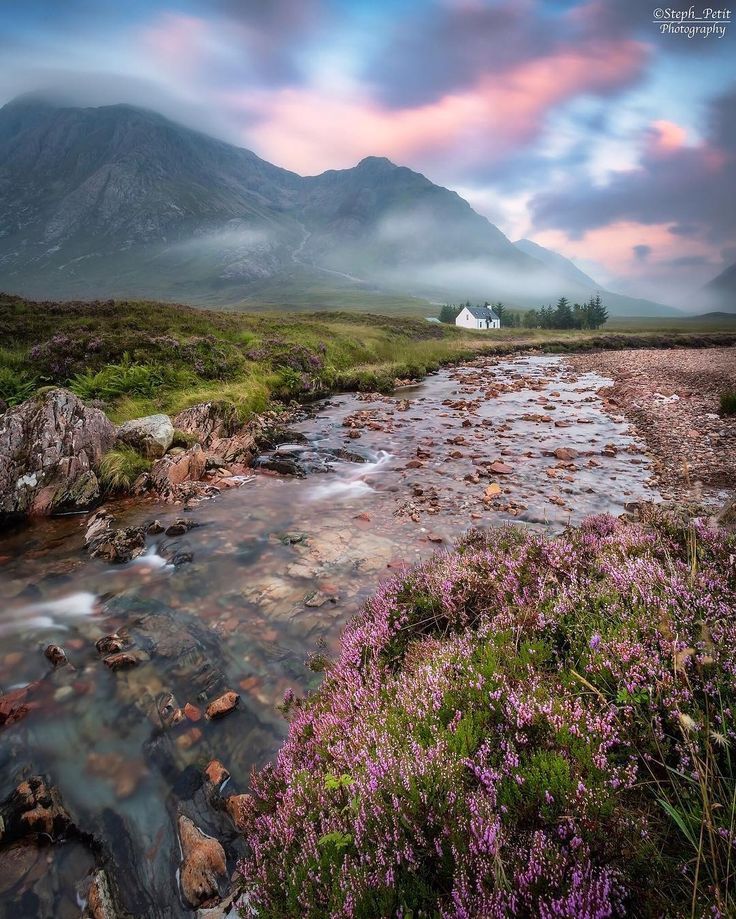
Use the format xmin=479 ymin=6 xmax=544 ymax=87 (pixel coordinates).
xmin=701 ymin=261 xmax=736 ymax=313
xmin=0 ymin=96 xmax=680 ymax=316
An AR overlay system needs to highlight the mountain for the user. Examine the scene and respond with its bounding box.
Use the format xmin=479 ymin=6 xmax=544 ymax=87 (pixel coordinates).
xmin=0 ymin=95 xmax=680 ymax=316
xmin=701 ymin=262 xmax=736 ymax=312
xmin=513 ymin=238 xmax=598 ymax=289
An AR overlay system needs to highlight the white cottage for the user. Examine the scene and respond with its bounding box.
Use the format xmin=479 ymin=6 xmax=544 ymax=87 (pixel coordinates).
xmin=455 ymin=305 xmax=501 ymax=330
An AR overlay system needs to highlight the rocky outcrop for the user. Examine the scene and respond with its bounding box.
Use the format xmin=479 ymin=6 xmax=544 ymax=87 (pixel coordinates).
xmin=116 ymin=414 xmax=174 ymax=459
xmin=147 ymin=445 xmax=207 ymax=499
xmin=173 ymin=402 xmax=256 ymax=466
xmin=0 ymin=388 xmax=115 ymax=518
xmin=173 ymin=402 xmax=240 ymax=446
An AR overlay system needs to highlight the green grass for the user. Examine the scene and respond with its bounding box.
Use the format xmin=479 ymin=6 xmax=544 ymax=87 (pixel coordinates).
xmin=98 ymin=446 xmax=152 ymax=492
xmin=720 ymin=391 xmax=736 ymax=415
xmin=2 ymin=292 xmax=735 ymax=423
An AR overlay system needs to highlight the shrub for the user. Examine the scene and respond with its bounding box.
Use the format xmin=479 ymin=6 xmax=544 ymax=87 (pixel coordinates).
xmin=720 ymin=390 xmax=736 ymax=415
xmin=0 ymin=367 xmax=38 ymax=406
xmin=238 ymin=508 xmax=736 ymax=917
xmin=98 ymin=447 xmax=151 ymax=492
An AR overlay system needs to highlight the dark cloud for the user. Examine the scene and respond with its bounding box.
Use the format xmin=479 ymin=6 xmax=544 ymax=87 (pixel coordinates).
xmin=667 ymin=255 xmax=712 ymax=267
xmin=633 ymin=244 xmax=651 ymax=260
xmin=365 ymin=1 xmax=565 ymax=108
xmin=574 ymin=0 xmax=724 ymax=54
xmin=530 ymin=87 xmax=736 ymax=247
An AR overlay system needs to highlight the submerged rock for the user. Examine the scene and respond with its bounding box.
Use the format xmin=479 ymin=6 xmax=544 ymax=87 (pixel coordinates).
xmin=116 ymin=414 xmax=174 ymax=459
xmin=205 ymin=692 xmax=239 ymax=720
xmin=0 ymin=388 xmax=115 ymax=519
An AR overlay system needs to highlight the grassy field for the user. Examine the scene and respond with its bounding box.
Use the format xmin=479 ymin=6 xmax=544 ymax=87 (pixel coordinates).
xmin=1 ymin=293 xmax=735 ymax=423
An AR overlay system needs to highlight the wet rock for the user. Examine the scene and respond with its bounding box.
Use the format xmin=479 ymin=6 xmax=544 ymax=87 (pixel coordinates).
xmin=84 ymin=510 xmax=146 ymax=564
xmin=0 ymin=839 xmax=46 ymax=897
xmin=3 ymin=776 xmax=72 ymax=840
xmin=146 ymin=520 xmax=165 ymax=535
xmin=116 ymin=414 xmax=174 ymax=459
xmin=554 ymin=447 xmax=578 ymax=461
xmin=304 ymin=590 xmax=337 ymax=608
xmin=488 ymin=461 xmax=513 ymax=475
xmin=147 ymin=445 xmax=207 ymax=498
xmin=0 ymin=684 xmax=37 ymax=727
xmin=178 ymin=815 xmax=227 ymax=908
xmin=204 ymin=761 xmax=230 ymax=788
xmin=205 ymin=692 xmax=239 ymax=720
xmin=164 ymin=518 xmax=199 ymax=537
xmin=44 ymin=644 xmax=68 ymax=668
xmin=184 ymin=703 xmax=202 ymax=722
xmin=96 ymin=634 xmax=125 ymax=655
xmin=103 ymin=651 xmax=147 ymax=672
xmin=84 ymin=869 xmax=119 ymax=919
xmin=223 ymin=794 xmax=250 ymax=833
xmin=0 ymin=388 xmax=115 ymax=519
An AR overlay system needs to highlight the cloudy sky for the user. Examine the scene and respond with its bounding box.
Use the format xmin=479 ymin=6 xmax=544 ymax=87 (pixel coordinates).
xmin=1 ymin=0 xmax=735 ymax=303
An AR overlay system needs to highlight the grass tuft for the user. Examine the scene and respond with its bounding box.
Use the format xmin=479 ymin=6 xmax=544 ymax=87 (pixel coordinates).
xmin=98 ymin=446 xmax=152 ymax=492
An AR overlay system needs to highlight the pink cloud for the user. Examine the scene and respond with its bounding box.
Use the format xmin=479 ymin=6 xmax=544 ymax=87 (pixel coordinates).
xmin=646 ymin=119 xmax=687 ymax=156
xmin=228 ymin=39 xmax=648 ymax=174
xmin=533 ymin=221 xmax=713 ymax=277
xmin=141 ymin=14 xmax=212 ymax=77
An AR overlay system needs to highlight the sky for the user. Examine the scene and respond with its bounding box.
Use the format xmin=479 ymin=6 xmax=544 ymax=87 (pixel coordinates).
xmin=1 ymin=0 xmax=735 ymax=304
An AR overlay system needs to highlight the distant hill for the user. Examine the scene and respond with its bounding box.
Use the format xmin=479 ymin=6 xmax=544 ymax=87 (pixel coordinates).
xmin=513 ymin=238 xmax=598 ymax=289
xmin=702 ymin=262 xmax=736 ymax=312
xmin=0 ymin=95 xmax=680 ymax=316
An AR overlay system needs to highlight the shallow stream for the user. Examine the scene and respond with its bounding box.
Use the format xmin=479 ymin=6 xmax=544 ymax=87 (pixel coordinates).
xmin=0 ymin=354 xmax=659 ymax=917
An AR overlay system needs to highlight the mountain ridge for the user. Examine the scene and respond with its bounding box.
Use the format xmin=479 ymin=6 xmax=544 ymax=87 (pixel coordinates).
xmin=0 ymin=96 xmax=680 ymax=316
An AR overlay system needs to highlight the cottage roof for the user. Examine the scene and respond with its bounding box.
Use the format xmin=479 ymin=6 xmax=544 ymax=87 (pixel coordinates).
xmin=464 ymin=305 xmax=500 ymax=321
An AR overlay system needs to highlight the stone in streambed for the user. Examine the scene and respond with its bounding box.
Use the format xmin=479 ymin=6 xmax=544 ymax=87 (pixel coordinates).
xmin=205 ymin=692 xmax=239 ymax=720
xmin=43 ymin=645 xmax=68 ymax=668
xmin=103 ymin=651 xmax=147 ymax=671
xmin=204 ymin=760 xmax=230 ymax=787
xmin=178 ymin=815 xmax=227 ymax=908
xmin=116 ymin=414 xmax=174 ymax=459
xmin=95 ymin=634 xmax=125 ymax=655
xmin=84 ymin=509 xmax=146 ymax=564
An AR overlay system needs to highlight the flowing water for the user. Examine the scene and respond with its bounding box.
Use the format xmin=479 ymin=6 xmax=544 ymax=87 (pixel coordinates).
xmin=0 ymin=355 xmax=660 ymax=917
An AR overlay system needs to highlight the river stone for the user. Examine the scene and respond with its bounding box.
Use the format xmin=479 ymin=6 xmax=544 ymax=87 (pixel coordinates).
xmin=178 ymin=815 xmax=227 ymax=908
xmin=0 ymin=388 xmax=115 ymax=519
xmin=117 ymin=414 xmax=174 ymax=459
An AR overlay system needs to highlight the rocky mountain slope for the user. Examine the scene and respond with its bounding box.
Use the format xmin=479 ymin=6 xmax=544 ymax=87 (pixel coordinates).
xmin=0 ymin=95 xmax=679 ymax=315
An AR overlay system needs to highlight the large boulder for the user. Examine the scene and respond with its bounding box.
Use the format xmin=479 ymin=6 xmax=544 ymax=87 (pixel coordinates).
xmin=117 ymin=414 xmax=174 ymax=459
xmin=0 ymin=388 xmax=115 ymax=518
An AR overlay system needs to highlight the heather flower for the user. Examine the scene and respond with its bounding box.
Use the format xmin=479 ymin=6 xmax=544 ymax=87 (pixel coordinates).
xmin=237 ymin=506 xmax=736 ymax=917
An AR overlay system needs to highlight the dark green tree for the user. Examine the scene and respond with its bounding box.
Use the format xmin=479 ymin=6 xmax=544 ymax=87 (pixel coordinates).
xmin=553 ymin=297 xmax=574 ymax=329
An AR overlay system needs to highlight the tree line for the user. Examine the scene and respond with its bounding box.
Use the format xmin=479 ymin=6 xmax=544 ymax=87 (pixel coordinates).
xmin=438 ymin=295 xmax=608 ymax=330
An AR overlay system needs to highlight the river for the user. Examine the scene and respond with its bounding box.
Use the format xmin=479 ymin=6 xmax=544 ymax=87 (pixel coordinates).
xmin=0 ymin=354 xmax=659 ymax=917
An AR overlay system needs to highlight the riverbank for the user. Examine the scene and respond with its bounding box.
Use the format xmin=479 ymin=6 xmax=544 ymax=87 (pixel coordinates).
xmin=568 ymin=347 xmax=736 ymax=504
xmin=2 ymin=292 xmax=736 ymax=425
